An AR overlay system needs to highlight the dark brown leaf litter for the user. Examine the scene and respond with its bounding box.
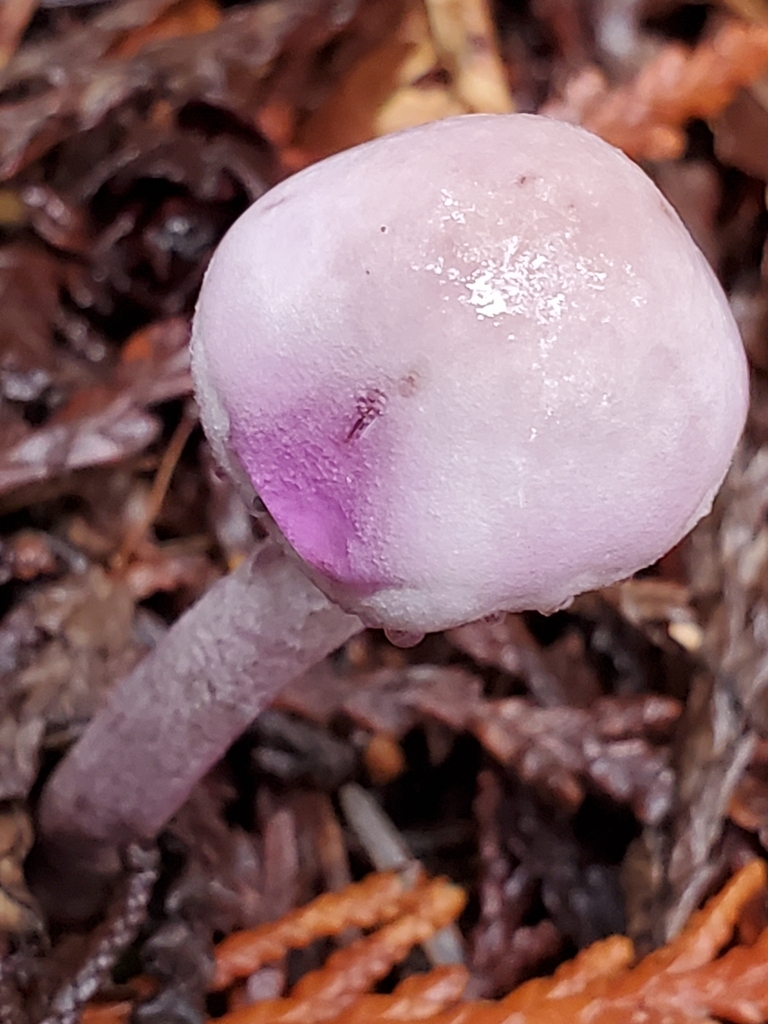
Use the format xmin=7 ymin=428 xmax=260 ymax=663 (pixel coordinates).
xmin=2 ymin=0 xmax=768 ymax=1020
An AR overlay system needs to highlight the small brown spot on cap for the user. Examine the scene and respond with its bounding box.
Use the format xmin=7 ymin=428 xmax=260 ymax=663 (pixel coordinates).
xmin=398 ymin=373 xmax=420 ymax=397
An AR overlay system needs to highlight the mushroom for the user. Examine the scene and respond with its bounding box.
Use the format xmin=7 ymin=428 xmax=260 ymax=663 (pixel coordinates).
xmin=38 ymin=113 xmax=748 ymax=870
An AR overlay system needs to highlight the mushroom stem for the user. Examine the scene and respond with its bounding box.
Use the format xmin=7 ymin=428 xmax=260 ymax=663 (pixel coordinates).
xmin=38 ymin=539 xmax=362 ymax=848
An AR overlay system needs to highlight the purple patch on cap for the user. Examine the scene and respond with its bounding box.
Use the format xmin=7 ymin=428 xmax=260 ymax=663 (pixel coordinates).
xmin=228 ymin=395 xmax=391 ymax=591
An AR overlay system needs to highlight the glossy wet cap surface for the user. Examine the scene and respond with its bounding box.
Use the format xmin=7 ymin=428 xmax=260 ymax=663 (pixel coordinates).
xmin=192 ymin=113 xmax=748 ymax=632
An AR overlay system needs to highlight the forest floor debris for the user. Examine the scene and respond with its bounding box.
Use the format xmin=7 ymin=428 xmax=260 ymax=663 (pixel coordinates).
xmin=4 ymin=0 xmax=768 ymax=1021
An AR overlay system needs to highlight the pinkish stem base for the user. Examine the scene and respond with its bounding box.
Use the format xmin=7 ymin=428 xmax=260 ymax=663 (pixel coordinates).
xmin=39 ymin=540 xmax=362 ymax=848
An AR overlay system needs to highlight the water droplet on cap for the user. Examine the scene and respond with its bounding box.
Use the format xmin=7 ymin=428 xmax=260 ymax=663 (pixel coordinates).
xmin=483 ymin=610 xmax=506 ymax=625
xmin=384 ymin=628 xmax=425 ymax=649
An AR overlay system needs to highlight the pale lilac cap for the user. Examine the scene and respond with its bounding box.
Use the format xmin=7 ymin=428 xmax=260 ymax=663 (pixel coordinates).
xmin=191 ymin=113 xmax=748 ymax=633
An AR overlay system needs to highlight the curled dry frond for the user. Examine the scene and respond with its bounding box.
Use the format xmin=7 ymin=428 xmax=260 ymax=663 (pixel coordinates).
xmin=212 ymin=871 xmax=417 ymax=990
xmin=210 ymin=876 xmax=466 ymax=1024
xmin=78 ymin=861 xmax=768 ymax=1024
xmin=547 ymin=20 xmax=768 ymax=160
xmin=322 ymin=966 xmax=470 ymax=1024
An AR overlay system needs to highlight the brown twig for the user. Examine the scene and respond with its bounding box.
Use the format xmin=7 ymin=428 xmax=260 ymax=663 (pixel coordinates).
xmin=112 ymin=406 xmax=196 ymax=571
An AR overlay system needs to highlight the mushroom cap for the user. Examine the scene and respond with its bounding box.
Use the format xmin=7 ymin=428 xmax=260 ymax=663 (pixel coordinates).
xmin=192 ymin=113 xmax=748 ymax=633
